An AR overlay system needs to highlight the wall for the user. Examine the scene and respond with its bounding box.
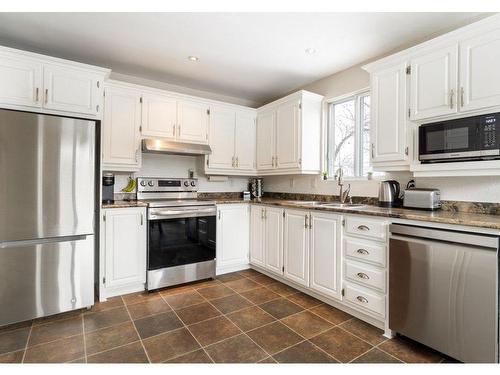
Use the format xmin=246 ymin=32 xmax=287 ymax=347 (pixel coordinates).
xmin=109 ymin=153 xmax=249 ymax=194
xmin=110 ymin=72 xmax=259 ymax=108
xmin=263 ymin=64 xmax=500 ymax=203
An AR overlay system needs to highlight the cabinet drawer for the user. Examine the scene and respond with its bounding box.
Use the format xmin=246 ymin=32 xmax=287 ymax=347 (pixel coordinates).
xmin=344 ymin=237 xmax=386 ymax=267
xmin=344 ymin=261 xmax=386 ymax=293
xmin=344 ymin=216 xmax=387 ymax=241
xmin=344 ymin=283 xmax=385 ymax=318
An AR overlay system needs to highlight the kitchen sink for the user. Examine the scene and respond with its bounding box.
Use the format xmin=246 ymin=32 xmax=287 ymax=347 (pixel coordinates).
xmin=318 ymin=203 xmax=366 ymax=208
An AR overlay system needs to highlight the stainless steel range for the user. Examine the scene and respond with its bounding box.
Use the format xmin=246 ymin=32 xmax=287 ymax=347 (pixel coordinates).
xmin=137 ymin=177 xmax=216 ymax=290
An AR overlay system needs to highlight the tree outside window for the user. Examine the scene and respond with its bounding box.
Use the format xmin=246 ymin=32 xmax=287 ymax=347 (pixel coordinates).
xmin=327 ymin=91 xmax=371 ymax=178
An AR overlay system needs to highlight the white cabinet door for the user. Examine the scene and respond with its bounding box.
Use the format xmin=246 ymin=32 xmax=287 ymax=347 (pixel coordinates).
xmin=208 ymin=107 xmax=236 ymax=170
xmin=410 ymin=44 xmax=459 ymax=120
xmin=0 ymin=54 xmax=42 ymax=108
xmin=141 ymin=93 xmax=177 ymax=139
xmin=104 ymin=208 xmax=146 ymax=290
xmin=283 ymin=209 xmax=309 ymax=287
xmin=250 ymin=205 xmax=265 ymax=267
xmin=43 ymin=64 xmax=100 ymax=115
xmin=102 ymin=85 xmax=142 ymax=169
xmin=256 ymin=111 xmax=276 ymax=169
xmin=234 ymin=112 xmax=256 ymax=170
xmin=216 ymin=205 xmax=249 ymax=272
xmin=309 ymin=212 xmax=342 ymax=300
xmin=276 ymin=99 xmax=300 ymax=169
xmin=177 ymin=100 xmax=209 ymax=144
xmin=371 ymin=62 xmax=408 ymax=163
xmin=460 ymin=29 xmax=500 ymax=113
xmin=264 ymin=206 xmax=283 ymax=276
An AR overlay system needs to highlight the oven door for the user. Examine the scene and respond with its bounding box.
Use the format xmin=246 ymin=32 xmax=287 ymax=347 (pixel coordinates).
xmin=147 ymin=206 xmax=216 ymax=271
xmin=419 ymin=116 xmax=479 ymax=162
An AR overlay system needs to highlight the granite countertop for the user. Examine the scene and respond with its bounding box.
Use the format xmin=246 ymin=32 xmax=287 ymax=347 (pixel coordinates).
xmin=102 ymin=200 xmax=149 ymax=209
xmin=212 ymin=198 xmax=500 ymax=231
xmin=101 ymin=197 xmax=500 ymax=231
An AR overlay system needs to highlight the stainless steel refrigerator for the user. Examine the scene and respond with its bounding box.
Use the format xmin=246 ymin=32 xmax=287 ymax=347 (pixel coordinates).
xmin=0 ymin=109 xmax=96 ymax=326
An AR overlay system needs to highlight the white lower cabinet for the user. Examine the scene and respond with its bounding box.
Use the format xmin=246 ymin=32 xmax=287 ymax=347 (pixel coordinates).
xmin=249 ymin=205 xmax=265 ymax=267
xmin=216 ymin=204 xmax=250 ymax=274
xmin=342 ymin=215 xmax=388 ymax=320
xmin=263 ymin=206 xmax=284 ymax=276
xmin=309 ymin=212 xmax=343 ymax=300
xmin=100 ymin=207 xmax=147 ymax=299
xmin=249 ymin=205 xmax=284 ymax=276
xmin=283 ymin=209 xmax=309 ymax=287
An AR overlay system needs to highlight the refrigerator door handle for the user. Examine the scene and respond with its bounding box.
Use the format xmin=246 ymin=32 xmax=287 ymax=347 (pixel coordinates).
xmin=0 ymin=235 xmax=90 ymax=249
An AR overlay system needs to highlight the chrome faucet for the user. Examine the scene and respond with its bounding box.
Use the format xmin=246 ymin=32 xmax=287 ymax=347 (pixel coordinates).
xmin=335 ymin=167 xmax=351 ymax=204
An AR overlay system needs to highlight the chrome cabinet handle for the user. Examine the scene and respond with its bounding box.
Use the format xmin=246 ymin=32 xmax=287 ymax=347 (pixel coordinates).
xmin=371 ymin=143 xmax=374 ymax=159
xmin=309 ymin=214 xmax=312 ymax=229
xmin=35 ymin=87 xmax=39 ymax=102
xmin=231 ymin=156 xmax=235 ymax=167
xmin=261 ymin=208 xmax=265 ymax=220
xmin=356 ymin=296 xmax=368 ymax=303
xmin=140 ymin=213 xmax=144 ymax=226
xmin=356 ymin=272 xmax=370 ymax=280
xmin=271 ymin=156 xmax=275 ymax=168
xmin=173 ymin=125 xmax=176 ymax=136
xmin=304 ymin=215 xmax=308 ymax=229
xmin=236 ymin=157 xmax=239 ymax=167
xmin=357 ymin=225 xmax=370 ymax=231
xmin=449 ymin=89 xmax=454 ymax=109
xmin=45 ymin=88 xmax=48 ymax=104
xmin=405 ymin=146 xmax=409 ymax=156
xmin=356 ymin=248 xmax=369 ymax=255
xmin=460 ymin=87 xmax=464 ymax=108
xmin=178 ymin=125 xmax=181 ymax=135
xmin=218 ymin=210 xmax=221 ymax=220
xmin=275 ymin=156 xmax=278 ymax=166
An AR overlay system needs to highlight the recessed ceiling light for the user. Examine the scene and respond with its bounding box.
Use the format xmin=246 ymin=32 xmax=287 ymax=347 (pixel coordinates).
xmin=305 ymin=48 xmax=317 ymax=55
xmin=188 ymin=56 xmax=199 ymax=61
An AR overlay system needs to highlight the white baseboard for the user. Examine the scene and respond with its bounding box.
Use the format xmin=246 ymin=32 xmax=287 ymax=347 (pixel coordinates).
xmin=100 ymin=283 xmax=145 ymax=302
xmin=216 ymin=263 xmax=250 ymax=276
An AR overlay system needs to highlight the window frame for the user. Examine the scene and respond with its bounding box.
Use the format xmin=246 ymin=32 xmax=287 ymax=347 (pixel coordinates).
xmin=323 ymin=88 xmax=374 ymax=181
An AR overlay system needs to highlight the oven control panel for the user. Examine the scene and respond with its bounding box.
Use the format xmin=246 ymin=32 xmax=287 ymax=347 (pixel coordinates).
xmin=137 ymin=177 xmax=198 ymax=192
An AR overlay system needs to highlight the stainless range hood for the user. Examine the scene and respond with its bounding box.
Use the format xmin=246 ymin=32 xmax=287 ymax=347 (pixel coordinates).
xmin=142 ymin=138 xmax=212 ymax=156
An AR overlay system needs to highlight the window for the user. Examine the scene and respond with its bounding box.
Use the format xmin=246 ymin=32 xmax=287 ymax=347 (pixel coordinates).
xmin=326 ymin=91 xmax=371 ymax=178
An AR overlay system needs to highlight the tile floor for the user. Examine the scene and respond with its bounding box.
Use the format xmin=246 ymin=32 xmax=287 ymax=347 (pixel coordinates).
xmin=0 ymin=268 xmax=455 ymax=363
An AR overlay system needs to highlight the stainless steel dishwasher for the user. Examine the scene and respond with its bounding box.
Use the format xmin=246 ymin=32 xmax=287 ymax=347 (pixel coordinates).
xmin=389 ymin=224 xmax=499 ymax=363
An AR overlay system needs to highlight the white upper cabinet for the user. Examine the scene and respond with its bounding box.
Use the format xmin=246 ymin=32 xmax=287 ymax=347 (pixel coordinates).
xmin=370 ymin=62 xmax=409 ymax=164
xmin=234 ymin=112 xmax=256 ymax=171
xmin=43 ymin=64 xmax=102 ymax=116
xmin=102 ymin=83 xmax=141 ymax=171
xmin=207 ymin=106 xmax=236 ymax=170
xmin=205 ymin=106 xmax=256 ymax=175
xmin=0 ymin=47 xmax=109 ymax=118
xmin=283 ymin=209 xmax=309 ymax=287
xmin=276 ymin=98 xmax=301 ymax=169
xmin=256 ymin=90 xmax=323 ymax=175
xmin=177 ymin=100 xmax=209 ymax=144
xmin=410 ymin=44 xmax=459 ymax=120
xmin=0 ymin=54 xmax=42 ymax=108
xmin=459 ymin=28 xmax=500 ymax=113
xmin=141 ymin=93 xmax=177 ymax=139
xmin=256 ymin=110 xmax=276 ymax=170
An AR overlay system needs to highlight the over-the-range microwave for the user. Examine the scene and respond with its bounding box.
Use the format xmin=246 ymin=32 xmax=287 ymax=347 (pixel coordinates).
xmin=419 ymin=112 xmax=500 ymax=163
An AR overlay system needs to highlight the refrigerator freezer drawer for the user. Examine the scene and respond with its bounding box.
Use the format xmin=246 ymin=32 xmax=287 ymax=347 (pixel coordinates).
xmin=0 ymin=235 xmax=94 ymax=326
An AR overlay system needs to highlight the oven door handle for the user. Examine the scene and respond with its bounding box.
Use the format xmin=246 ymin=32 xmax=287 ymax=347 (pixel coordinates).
xmin=149 ymin=207 xmax=217 ymax=220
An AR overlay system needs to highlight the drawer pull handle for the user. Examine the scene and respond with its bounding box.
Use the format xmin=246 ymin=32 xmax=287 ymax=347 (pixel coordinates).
xmin=356 ymin=248 xmax=369 ymax=255
xmin=356 ymin=272 xmax=370 ymax=280
xmin=356 ymin=296 xmax=368 ymax=303
xmin=357 ymin=225 xmax=370 ymax=231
